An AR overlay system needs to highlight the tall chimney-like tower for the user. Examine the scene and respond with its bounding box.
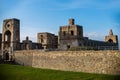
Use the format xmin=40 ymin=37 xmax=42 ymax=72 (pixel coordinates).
xmin=109 ymin=29 xmax=113 ymax=36
xmin=69 ymin=19 xmax=74 ymax=25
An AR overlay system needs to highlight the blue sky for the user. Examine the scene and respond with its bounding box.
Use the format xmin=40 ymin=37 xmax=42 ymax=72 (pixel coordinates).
xmin=0 ymin=0 xmax=120 ymax=45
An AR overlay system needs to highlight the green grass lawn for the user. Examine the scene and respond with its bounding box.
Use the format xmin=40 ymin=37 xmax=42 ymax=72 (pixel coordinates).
xmin=0 ymin=64 xmax=120 ymax=80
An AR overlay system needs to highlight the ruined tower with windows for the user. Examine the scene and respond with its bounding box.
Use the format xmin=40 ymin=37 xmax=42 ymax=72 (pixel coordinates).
xmin=1 ymin=18 xmax=20 ymax=60
xmin=58 ymin=19 xmax=83 ymax=50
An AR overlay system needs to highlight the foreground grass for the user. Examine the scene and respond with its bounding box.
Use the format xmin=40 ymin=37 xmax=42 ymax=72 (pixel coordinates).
xmin=0 ymin=64 xmax=120 ymax=80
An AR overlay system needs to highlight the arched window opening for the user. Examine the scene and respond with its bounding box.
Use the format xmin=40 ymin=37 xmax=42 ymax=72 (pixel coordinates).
xmin=71 ymin=30 xmax=74 ymax=36
xmin=67 ymin=45 xmax=70 ymax=49
xmin=4 ymin=31 xmax=11 ymax=48
xmin=4 ymin=30 xmax=11 ymax=42
xmin=5 ymin=52 xmax=9 ymax=60
xmin=5 ymin=35 xmax=8 ymax=41
xmin=41 ymin=35 xmax=43 ymax=37
xmin=108 ymin=39 xmax=113 ymax=43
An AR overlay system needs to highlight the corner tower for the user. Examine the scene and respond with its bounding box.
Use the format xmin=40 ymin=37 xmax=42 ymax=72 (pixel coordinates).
xmin=105 ymin=29 xmax=118 ymax=44
xmin=1 ymin=18 xmax=20 ymax=60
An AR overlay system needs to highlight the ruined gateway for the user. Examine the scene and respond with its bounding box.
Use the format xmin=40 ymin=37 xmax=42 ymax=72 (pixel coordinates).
xmin=0 ymin=18 xmax=119 ymax=61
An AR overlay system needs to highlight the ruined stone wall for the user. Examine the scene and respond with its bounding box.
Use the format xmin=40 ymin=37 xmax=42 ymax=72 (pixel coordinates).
xmin=0 ymin=50 xmax=1 ymax=56
xmin=14 ymin=50 xmax=120 ymax=75
xmin=14 ymin=50 xmax=33 ymax=66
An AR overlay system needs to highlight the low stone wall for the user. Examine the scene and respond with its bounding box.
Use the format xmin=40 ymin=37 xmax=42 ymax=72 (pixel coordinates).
xmin=14 ymin=50 xmax=120 ymax=75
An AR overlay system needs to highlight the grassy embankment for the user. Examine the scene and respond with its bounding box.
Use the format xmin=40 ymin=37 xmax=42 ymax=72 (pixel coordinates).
xmin=0 ymin=64 xmax=120 ymax=80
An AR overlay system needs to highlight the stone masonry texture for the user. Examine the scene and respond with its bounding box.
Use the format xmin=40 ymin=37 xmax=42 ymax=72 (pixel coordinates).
xmin=14 ymin=50 xmax=120 ymax=75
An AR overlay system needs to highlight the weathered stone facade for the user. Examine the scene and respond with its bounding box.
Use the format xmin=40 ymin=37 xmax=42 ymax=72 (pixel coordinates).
xmin=37 ymin=32 xmax=58 ymax=49
xmin=14 ymin=50 xmax=120 ymax=75
xmin=59 ymin=19 xmax=119 ymax=50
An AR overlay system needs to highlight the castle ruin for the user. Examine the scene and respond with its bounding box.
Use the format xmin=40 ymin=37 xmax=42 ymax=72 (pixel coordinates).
xmin=58 ymin=19 xmax=118 ymax=50
xmin=0 ymin=18 xmax=119 ymax=61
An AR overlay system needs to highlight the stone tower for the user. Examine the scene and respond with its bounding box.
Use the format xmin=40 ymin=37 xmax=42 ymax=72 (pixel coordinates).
xmin=1 ymin=18 xmax=20 ymax=61
xmin=58 ymin=19 xmax=83 ymax=50
xmin=105 ymin=29 xmax=118 ymax=44
xmin=69 ymin=19 xmax=74 ymax=25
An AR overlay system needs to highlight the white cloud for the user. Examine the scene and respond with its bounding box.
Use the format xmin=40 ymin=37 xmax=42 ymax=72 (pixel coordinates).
xmin=84 ymin=32 xmax=104 ymax=41
xmin=85 ymin=32 xmax=98 ymax=37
